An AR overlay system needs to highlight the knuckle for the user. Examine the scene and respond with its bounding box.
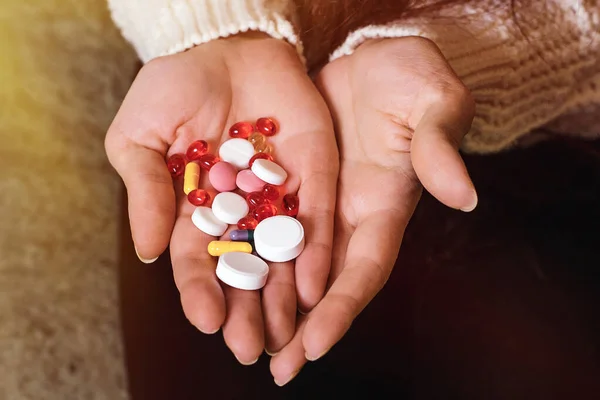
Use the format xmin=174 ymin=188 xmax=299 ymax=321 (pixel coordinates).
xmin=143 ymin=54 xmax=173 ymax=75
xmin=140 ymin=168 xmax=172 ymax=187
xmin=393 ymin=36 xmax=439 ymax=52
xmin=427 ymin=78 xmax=473 ymax=108
xmin=104 ymin=127 xmax=126 ymax=165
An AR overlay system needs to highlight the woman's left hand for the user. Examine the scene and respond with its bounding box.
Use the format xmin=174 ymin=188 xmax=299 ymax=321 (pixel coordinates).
xmin=270 ymin=37 xmax=478 ymax=385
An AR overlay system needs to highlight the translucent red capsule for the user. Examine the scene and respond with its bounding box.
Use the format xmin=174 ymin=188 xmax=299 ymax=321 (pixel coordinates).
xmin=246 ymin=191 xmax=270 ymax=209
xmin=249 ymin=152 xmax=274 ymax=167
xmin=253 ymin=204 xmax=278 ymax=222
xmin=237 ymin=216 xmax=258 ymax=230
xmin=229 ymin=122 xmax=254 ymax=139
xmin=262 ymin=184 xmax=280 ymax=201
xmin=186 ymin=140 xmax=208 ymax=161
xmin=167 ymin=154 xmax=186 ymax=178
xmin=282 ymin=194 xmax=299 ymax=217
xmin=198 ymin=153 xmax=219 ymax=171
xmin=256 ymin=117 xmax=277 ymax=136
xmin=187 ymin=189 xmax=211 ymax=206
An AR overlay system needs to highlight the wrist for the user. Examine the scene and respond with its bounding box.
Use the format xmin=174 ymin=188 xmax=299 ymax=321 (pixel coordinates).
xmin=190 ymin=31 xmax=304 ymax=71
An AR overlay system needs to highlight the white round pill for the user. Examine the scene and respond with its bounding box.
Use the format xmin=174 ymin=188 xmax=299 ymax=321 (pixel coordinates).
xmin=191 ymin=207 xmax=228 ymax=237
xmin=218 ymin=138 xmax=255 ymax=169
xmin=251 ymin=159 xmax=288 ymax=185
xmin=211 ymin=192 xmax=249 ymax=225
xmin=254 ymin=216 xmax=305 ymax=262
xmin=216 ymin=252 xmax=269 ymax=290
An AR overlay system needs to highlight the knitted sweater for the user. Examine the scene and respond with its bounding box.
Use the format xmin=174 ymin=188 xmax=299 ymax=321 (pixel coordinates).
xmin=108 ymin=0 xmax=600 ymax=153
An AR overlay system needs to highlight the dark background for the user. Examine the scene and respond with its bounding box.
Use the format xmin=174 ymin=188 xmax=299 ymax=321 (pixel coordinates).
xmin=120 ymin=139 xmax=600 ymax=399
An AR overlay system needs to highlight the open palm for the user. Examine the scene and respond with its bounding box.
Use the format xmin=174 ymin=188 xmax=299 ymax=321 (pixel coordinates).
xmin=106 ymin=34 xmax=338 ymax=364
xmin=271 ymin=37 xmax=478 ymax=385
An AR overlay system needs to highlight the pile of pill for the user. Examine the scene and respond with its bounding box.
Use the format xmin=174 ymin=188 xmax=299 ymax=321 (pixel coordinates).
xmin=166 ymin=117 xmax=303 ymax=291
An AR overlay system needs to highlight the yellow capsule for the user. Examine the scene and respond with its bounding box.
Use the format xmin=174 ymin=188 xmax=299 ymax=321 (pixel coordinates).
xmin=208 ymin=241 xmax=253 ymax=257
xmin=183 ymin=162 xmax=200 ymax=195
xmin=248 ymin=132 xmax=266 ymax=148
xmin=255 ymin=142 xmax=272 ymax=154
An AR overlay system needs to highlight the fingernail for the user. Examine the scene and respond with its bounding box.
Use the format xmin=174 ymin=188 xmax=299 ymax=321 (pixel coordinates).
xmin=236 ymin=355 xmax=259 ymax=366
xmin=297 ymin=308 xmax=308 ymax=316
xmin=460 ymin=190 xmax=478 ymax=212
xmin=274 ymin=368 xmax=301 ymax=387
xmin=134 ymin=246 xmax=158 ymax=264
xmin=199 ymin=327 xmax=220 ymax=335
xmin=265 ymin=348 xmax=279 ymax=357
xmin=305 ymin=348 xmax=330 ymax=362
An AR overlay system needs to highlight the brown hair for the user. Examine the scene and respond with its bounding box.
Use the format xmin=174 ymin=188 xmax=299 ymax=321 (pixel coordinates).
xmin=295 ymin=0 xmax=469 ymax=70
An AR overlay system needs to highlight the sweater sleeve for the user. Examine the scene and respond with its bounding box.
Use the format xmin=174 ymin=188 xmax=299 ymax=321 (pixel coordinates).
xmin=330 ymin=0 xmax=600 ymax=153
xmin=107 ymin=0 xmax=301 ymax=63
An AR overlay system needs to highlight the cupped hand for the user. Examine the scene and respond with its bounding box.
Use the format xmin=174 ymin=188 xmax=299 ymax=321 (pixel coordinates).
xmin=105 ymin=33 xmax=338 ymax=364
xmin=271 ymin=37 xmax=477 ymax=384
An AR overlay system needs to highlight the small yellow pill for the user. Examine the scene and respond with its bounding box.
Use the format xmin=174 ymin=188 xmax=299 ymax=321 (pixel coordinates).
xmin=208 ymin=241 xmax=253 ymax=257
xmin=254 ymin=142 xmax=272 ymax=155
xmin=183 ymin=162 xmax=200 ymax=195
xmin=248 ymin=132 xmax=266 ymax=148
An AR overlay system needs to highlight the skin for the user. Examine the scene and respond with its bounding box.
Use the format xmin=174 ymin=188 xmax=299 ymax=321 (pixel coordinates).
xmin=270 ymin=37 xmax=478 ymax=385
xmin=107 ymin=32 xmax=477 ymax=383
xmin=105 ymin=33 xmax=339 ymax=364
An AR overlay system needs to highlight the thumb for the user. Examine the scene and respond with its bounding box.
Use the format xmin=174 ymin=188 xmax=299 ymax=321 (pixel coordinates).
xmin=106 ymin=134 xmax=175 ymax=263
xmin=411 ymin=89 xmax=478 ymax=212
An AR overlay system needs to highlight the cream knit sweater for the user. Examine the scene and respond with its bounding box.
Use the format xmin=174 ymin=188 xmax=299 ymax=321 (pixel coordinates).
xmin=108 ymin=0 xmax=600 ymax=153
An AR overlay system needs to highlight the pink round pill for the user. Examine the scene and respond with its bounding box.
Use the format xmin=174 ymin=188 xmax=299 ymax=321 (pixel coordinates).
xmin=209 ymin=161 xmax=237 ymax=192
xmin=236 ymin=169 xmax=266 ymax=193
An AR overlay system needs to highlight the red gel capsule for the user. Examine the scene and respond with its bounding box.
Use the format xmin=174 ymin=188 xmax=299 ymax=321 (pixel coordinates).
xmin=167 ymin=154 xmax=186 ymax=178
xmin=229 ymin=122 xmax=254 ymax=139
xmin=262 ymin=184 xmax=280 ymax=201
xmin=248 ymin=152 xmax=274 ymax=167
xmin=253 ymin=204 xmax=278 ymax=222
xmin=282 ymin=194 xmax=299 ymax=217
xmin=187 ymin=189 xmax=210 ymax=206
xmin=186 ymin=140 xmax=208 ymax=161
xmin=237 ymin=216 xmax=258 ymax=230
xmin=256 ymin=117 xmax=277 ymax=137
xmin=246 ymin=191 xmax=269 ymax=209
xmin=198 ymin=153 xmax=219 ymax=171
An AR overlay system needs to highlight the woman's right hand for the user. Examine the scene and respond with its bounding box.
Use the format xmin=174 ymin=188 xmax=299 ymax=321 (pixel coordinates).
xmin=105 ymin=33 xmax=338 ymax=364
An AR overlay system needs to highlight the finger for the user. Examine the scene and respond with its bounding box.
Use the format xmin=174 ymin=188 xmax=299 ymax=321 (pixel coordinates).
xmin=170 ymin=199 xmax=226 ymax=334
xmin=294 ymin=170 xmax=338 ymax=312
xmin=411 ymin=90 xmax=478 ymax=212
xmin=221 ymin=285 xmax=264 ymax=365
xmin=327 ymin=211 xmax=353 ymax=286
xmin=302 ymin=209 xmax=411 ymax=361
xmin=262 ymin=262 xmax=296 ymax=355
xmin=105 ymin=135 xmax=175 ymax=262
xmin=270 ymin=316 xmax=308 ymax=386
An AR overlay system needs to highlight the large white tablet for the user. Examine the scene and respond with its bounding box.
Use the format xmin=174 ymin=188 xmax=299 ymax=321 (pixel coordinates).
xmin=253 ymin=216 xmax=305 ymax=262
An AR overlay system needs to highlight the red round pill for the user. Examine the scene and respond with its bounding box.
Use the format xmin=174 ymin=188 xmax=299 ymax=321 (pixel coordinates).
xmin=229 ymin=122 xmax=254 ymax=139
xmin=262 ymin=184 xmax=280 ymax=201
xmin=249 ymin=152 xmax=273 ymax=167
xmin=237 ymin=216 xmax=258 ymax=230
xmin=198 ymin=153 xmax=219 ymax=171
xmin=253 ymin=204 xmax=278 ymax=222
xmin=188 ymin=189 xmax=211 ymax=206
xmin=282 ymin=194 xmax=299 ymax=217
xmin=246 ymin=191 xmax=270 ymax=209
xmin=256 ymin=117 xmax=277 ymax=136
xmin=167 ymin=154 xmax=186 ymax=178
xmin=186 ymin=140 xmax=208 ymax=161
